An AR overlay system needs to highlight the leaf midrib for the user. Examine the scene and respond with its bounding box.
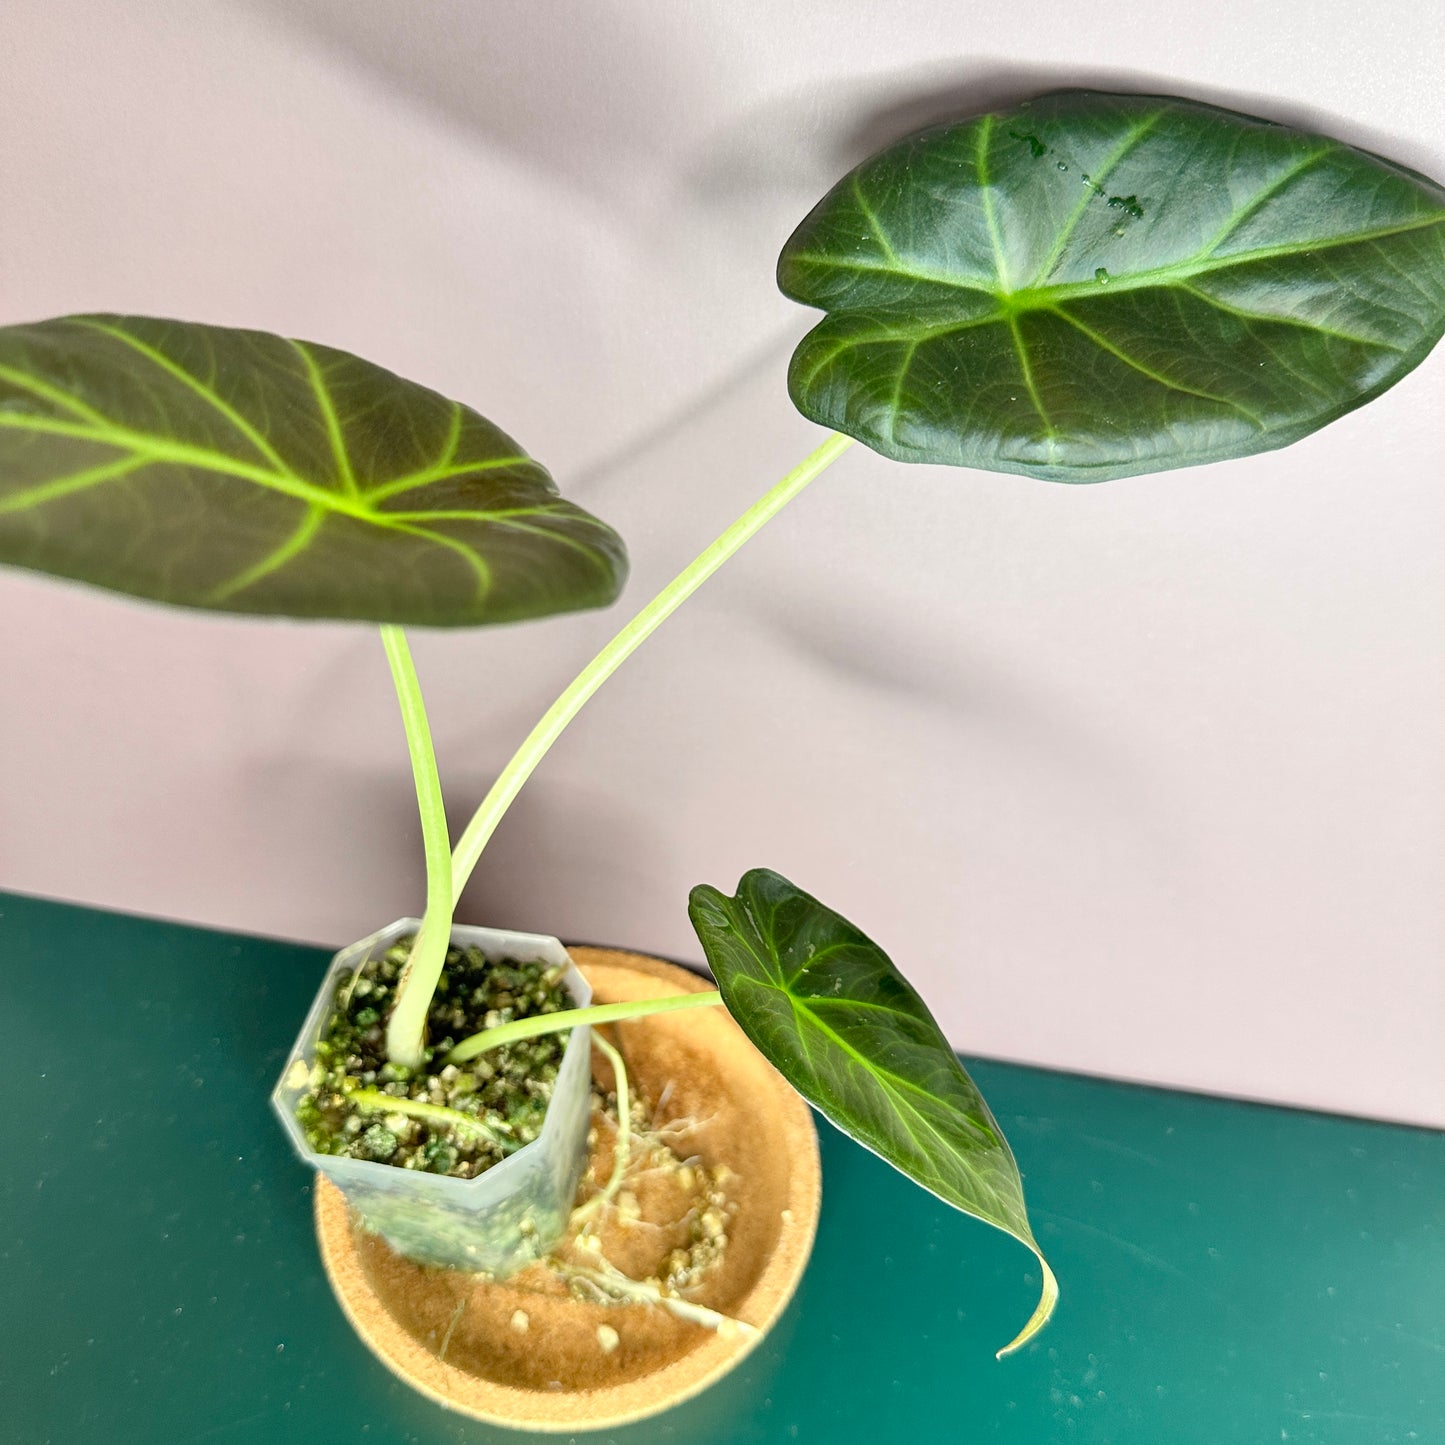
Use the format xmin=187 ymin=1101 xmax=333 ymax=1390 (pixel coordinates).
xmin=718 ymin=913 xmax=1005 ymax=1167
xmin=787 ymin=209 xmax=1445 ymax=311
xmin=730 ymin=967 xmax=1018 ymax=1227
xmin=0 ymin=411 xmax=543 ymax=525
xmin=738 ymin=968 xmax=979 ymax=1120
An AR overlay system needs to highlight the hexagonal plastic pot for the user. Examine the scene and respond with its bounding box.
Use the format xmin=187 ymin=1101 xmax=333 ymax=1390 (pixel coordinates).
xmin=272 ymin=917 xmax=593 ymax=1276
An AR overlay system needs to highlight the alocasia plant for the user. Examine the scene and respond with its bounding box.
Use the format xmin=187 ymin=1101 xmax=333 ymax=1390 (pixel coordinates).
xmin=2 ymin=90 xmax=1441 ymax=1356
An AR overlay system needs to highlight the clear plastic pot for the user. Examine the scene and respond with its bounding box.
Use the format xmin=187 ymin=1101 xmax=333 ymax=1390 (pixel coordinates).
xmin=271 ymin=917 xmax=592 ymax=1276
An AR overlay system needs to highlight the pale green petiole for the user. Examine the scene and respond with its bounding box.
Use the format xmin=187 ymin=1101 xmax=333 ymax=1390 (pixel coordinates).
xmin=377 ymin=433 xmax=854 ymax=1070
xmin=444 ymin=990 xmax=723 ymax=1065
xmin=378 ymin=626 xmax=455 ymax=1069
xmin=448 ymin=431 xmax=855 ymax=899
xmin=342 ymin=1085 xmax=513 ymax=1151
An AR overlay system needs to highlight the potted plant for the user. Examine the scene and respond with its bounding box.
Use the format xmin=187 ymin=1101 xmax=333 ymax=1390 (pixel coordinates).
xmin=3 ymin=90 xmax=1442 ymax=1427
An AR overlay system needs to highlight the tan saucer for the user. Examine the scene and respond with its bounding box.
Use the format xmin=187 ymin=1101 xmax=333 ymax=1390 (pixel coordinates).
xmin=314 ymin=947 xmax=822 ymax=1433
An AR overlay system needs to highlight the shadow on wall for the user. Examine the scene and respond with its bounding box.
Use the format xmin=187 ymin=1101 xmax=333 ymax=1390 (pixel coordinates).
xmin=681 ymin=58 xmax=1443 ymax=213
xmin=449 ymin=775 xmax=676 ymax=950
xmin=231 ymin=755 xmax=427 ymax=946
xmin=238 ymin=0 xmax=730 ymax=206
xmin=727 ymin=585 xmax=1186 ymax=879
xmin=556 ymin=327 xmax=798 ymax=509
xmin=836 ymin=61 xmax=1440 ymax=171
xmin=230 ymin=10 xmax=1442 ymax=264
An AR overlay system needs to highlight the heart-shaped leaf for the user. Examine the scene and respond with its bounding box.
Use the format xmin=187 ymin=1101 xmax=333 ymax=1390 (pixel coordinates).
xmin=779 ymin=91 xmax=1445 ymax=480
xmin=0 ymin=315 xmax=627 ymax=625
xmin=689 ymin=868 xmax=1056 ymax=1355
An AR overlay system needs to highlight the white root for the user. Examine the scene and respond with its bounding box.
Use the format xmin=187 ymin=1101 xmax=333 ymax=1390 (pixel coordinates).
xmin=558 ymin=1259 xmax=757 ymax=1339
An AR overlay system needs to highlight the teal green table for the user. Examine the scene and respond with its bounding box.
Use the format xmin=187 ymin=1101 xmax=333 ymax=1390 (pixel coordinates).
xmin=4 ymin=891 xmax=1442 ymax=1443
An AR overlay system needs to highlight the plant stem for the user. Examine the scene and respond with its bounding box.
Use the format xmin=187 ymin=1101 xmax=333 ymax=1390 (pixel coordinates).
xmin=449 ymin=430 xmax=855 ymax=899
xmin=444 ymin=990 xmax=723 ymax=1065
xmin=378 ymin=626 xmax=455 ymax=1069
xmin=343 ymin=1086 xmax=512 ymax=1150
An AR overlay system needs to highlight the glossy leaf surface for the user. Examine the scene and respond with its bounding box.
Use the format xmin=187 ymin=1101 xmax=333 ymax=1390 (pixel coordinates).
xmin=779 ymin=91 xmax=1445 ymax=480
xmin=689 ymin=868 xmax=1056 ymax=1354
xmin=0 ymin=315 xmax=627 ymax=624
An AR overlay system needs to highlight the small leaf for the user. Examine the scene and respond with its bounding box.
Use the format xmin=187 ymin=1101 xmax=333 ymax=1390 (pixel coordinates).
xmin=689 ymin=867 xmax=1056 ymax=1355
xmin=779 ymin=91 xmax=1445 ymax=480
xmin=0 ymin=315 xmax=627 ymax=625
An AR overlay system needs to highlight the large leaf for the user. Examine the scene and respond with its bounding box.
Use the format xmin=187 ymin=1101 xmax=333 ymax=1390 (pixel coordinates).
xmin=0 ymin=315 xmax=627 ymax=625
xmin=779 ymin=91 xmax=1445 ymax=480
xmin=689 ymin=867 xmax=1056 ymax=1355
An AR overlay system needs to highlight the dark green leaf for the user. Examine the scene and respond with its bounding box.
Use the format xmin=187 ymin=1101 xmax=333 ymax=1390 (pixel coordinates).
xmin=779 ymin=91 xmax=1445 ymax=480
xmin=689 ymin=867 xmax=1056 ymax=1354
xmin=0 ymin=315 xmax=627 ymax=625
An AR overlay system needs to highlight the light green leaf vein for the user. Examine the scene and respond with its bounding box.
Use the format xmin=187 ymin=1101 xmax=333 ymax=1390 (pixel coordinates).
xmin=0 ymin=413 xmax=352 ymax=510
xmin=976 ymin=112 xmax=1010 ymax=292
xmin=390 ymin=520 xmax=494 ymax=604
xmin=1176 ymin=284 xmax=1407 ymax=351
xmin=0 ymin=454 xmax=150 ymax=514
xmin=792 ymin=214 xmax=1445 ymax=307
xmin=1006 ymin=316 xmax=1056 ymax=448
xmin=852 ymin=174 xmax=901 ymax=266
xmin=207 ymin=506 xmax=326 ymax=602
xmin=363 ymin=455 xmax=540 ymax=505
xmin=69 ymin=318 xmax=296 ymax=477
xmin=1028 ymin=110 xmax=1164 ymax=287
xmin=290 ymin=340 xmax=357 ymax=497
xmin=1197 ymin=147 xmax=1333 ymax=257
xmin=1050 ymin=307 xmax=1266 ymax=426
xmin=0 ymin=362 xmax=112 ymax=427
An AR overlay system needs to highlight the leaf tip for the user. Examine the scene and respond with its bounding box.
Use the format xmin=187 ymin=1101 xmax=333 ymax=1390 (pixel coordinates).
xmin=995 ymin=1254 xmax=1059 ymax=1360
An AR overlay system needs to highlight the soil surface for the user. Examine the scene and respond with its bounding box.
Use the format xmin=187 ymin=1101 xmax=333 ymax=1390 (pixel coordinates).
xmin=295 ymin=939 xmax=572 ymax=1177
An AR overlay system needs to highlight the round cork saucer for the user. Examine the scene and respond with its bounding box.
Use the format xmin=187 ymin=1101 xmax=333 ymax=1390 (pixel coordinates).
xmin=314 ymin=947 xmax=822 ymax=1433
